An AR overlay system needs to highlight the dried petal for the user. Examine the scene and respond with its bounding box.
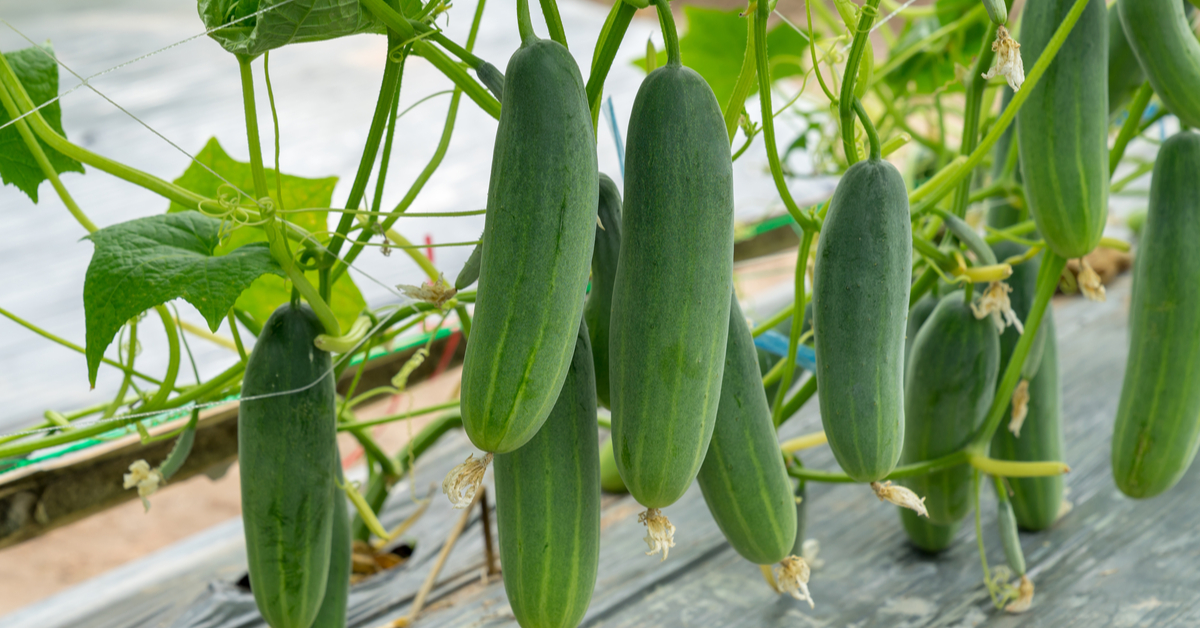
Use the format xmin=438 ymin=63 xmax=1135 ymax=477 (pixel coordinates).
xmin=982 ymin=26 xmax=1025 ymax=91
xmin=441 ymin=453 xmax=492 ymax=509
xmin=397 ymin=274 xmax=457 ymax=308
xmin=638 ymin=508 xmax=676 ymax=561
xmin=123 ymin=459 xmax=164 ymax=512
xmin=971 ymin=281 xmax=1024 ymax=334
xmin=775 ymin=556 xmax=815 ymax=608
xmin=1078 ymin=258 xmax=1106 ymax=302
xmin=1005 ymin=575 xmax=1035 ymax=613
xmin=1009 ymin=379 xmax=1030 ymax=437
xmin=871 ymin=481 xmax=928 ymax=518
xmin=801 ymin=538 xmax=824 ymax=570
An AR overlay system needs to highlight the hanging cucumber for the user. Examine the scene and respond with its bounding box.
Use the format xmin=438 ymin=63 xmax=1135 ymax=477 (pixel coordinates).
xmin=900 ymin=512 xmax=960 ymax=553
xmin=905 ymin=295 xmax=939 ymax=372
xmin=609 ymin=0 xmax=734 ymax=509
xmin=585 ymin=173 xmax=623 ymax=410
xmin=240 ymin=303 xmax=337 ymax=628
xmin=1108 ymin=3 xmax=1145 ymax=116
xmin=1118 ymin=0 xmax=1200 ymax=129
xmin=455 ymin=241 xmax=482 ymax=290
xmin=1112 ymin=131 xmax=1200 ymax=499
xmin=696 ymin=296 xmax=797 ymax=566
xmin=987 ymin=88 xmax=1024 ymax=229
xmin=599 ymin=434 xmax=628 ymax=493
xmin=1016 ymin=0 xmax=1108 ymax=259
xmin=900 ymin=292 xmax=1000 ymax=527
xmin=494 ymin=319 xmax=601 ymax=628
xmin=460 ymin=25 xmax=599 ymax=454
xmin=312 ymin=462 xmax=351 ymax=628
xmin=813 ymin=154 xmax=912 ymax=483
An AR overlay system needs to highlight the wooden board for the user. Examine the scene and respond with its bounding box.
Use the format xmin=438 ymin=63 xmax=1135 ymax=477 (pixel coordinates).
xmin=4 ymin=274 xmax=1198 ymax=628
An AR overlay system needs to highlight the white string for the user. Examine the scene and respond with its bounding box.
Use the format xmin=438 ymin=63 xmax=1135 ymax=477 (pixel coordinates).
xmin=0 ymin=0 xmax=300 ymax=135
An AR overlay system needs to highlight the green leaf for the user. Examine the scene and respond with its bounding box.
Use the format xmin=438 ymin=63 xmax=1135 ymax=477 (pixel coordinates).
xmin=197 ymin=0 xmax=386 ymax=59
xmin=0 ymin=43 xmax=84 ymax=203
xmin=166 ymin=136 xmax=361 ymax=331
xmin=885 ymin=5 xmax=987 ymax=96
xmin=83 ymin=211 xmax=283 ymax=385
xmin=633 ymin=7 xmax=811 ymax=110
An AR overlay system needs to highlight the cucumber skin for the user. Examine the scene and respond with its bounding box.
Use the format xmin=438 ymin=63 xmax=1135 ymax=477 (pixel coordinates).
xmin=899 ymin=510 xmax=960 ymax=553
xmin=494 ymin=319 xmax=600 ymax=628
xmin=901 ymin=293 xmax=1000 ymax=526
xmin=1016 ymin=0 xmax=1108 ymax=260
xmin=1112 ymin=131 xmax=1200 ymax=499
xmin=460 ymin=38 xmax=599 ymax=454
xmin=812 ymin=158 xmax=913 ymax=483
xmin=598 ymin=435 xmax=628 ymax=493
xmin=697 ymin=296 xmax=797 ymax=565
xmin=905 ymin=295 xmax=939 ymax=372
xmin=312 ymin=463 xmax=351 ymax=628
xmin=585 ymin=173 xmax=623 ymax=410
xmin=239 ymin=303 xmax=337 ymax=628
xmin=1119 ymin=0 xmax=1200 ymax=129
xmin=987 ymin=87 xmax=1025 ymax=229
xmin=609 ymin=63 xmax=734 ymax=509
xmin=1108 ymin=3 xmax=1145 ymax=116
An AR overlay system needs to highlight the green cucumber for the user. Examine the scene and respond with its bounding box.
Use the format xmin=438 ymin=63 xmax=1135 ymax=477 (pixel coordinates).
xmin=460 ymin=36 xmax=599 ymax=454
xmin=997 ymin=495 xmax=1027 ymax=576
xmin=696 ymin=296 xmax=797 ymax=565
xmin=812 ymin=157 xmax=913 ymax=482
xmin=901 ymin=292 xmax=1000 ymax=526
xmin=1016 ymin=0 xmax=1108 ymax=259
xmin=494 ymin=318 xmax=600 ymax=628
xmin=790 ymin=477 xmax=807 ymax=557
xmin=598 ymin=434 xmax=628 ymax=493
xmin=240 ymin=303 xmax=337 ymax=628
xmin=1112 ymin=131 xmax=1200 ymax=498
xmin=1108 ymin=3 xmax=1146 ymax=116
xmin=312 ymin=462 xmax=351 ymax=628
xmin=900 ymin=511 xmax=960 ymax=553
xmin=905 ymin=295 xmax=939 ymax=371
xmin=1119 ymin=0 xmax=1200 ymax=129
xmin=455 ymin=241 xmax=482 ymax=290
xmin=609 ymin=58 xmax=734 ymax=508
xmin=987 ymin=88 xmax=1025 ymax=229
xmin=585 ymin=173 xmax=622 ymax=410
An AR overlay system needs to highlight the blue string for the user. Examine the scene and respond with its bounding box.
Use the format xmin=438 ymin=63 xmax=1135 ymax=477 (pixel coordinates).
xmin=604 ymin=95 xmax=625 ymax=177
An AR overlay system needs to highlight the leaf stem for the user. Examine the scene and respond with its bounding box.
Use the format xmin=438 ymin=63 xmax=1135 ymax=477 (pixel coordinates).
xmin=787 ymin=449 xmax=972 ymax=483
xmin=724 ymin=10 xmax=759 ymax=142
xmin=586 ymin=1 xmax=636 ymax=129
xmin=145 ymin=305 xmax=182 ymax=410
xmin=1110 ymin=82 xmax=1154 ymax=176
xmin=775 ymin=374 xmax=817 ymax=428
xmin=771 ymin=230 xmax=813 ymax=426
xmin=948 ymin=21 xmax=999 ymax=219
xmin=538 ymin=0 xmax=568 ymax=47
xmin=337 ymin=400 xmax=461 ymax=431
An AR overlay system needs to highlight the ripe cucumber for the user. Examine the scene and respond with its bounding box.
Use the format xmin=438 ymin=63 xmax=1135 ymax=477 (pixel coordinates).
xmin=460 ymin=36 xmax=599 ymax=454
xmin=1016 ymin=0 xmax=1108 ymax=259
xmin=585 ymin=173 xmax=622 ymax=410
xmin=1119 ymin=0 xmax=1200 ymax=129
xmin=609 ymin=59 xmax=734 ymax=508
xmin=696 ymin=296 xmax=797 ymax=565
xmin=494 ymin=319 xmax=601 ymax=628
xmin=812 ymin=157 xmax=912 ymax=482
xmin=240 ymin=303 xmax=337 ymax=628
xmin=1108 ymin=3 xmax=1145 ymax=116
xmin=901 ymin=292 xmax=1000 ymax=526
xmin=1112 ymin=131 xmax=1200 ymax=498
xmin=312 ymin=463 xmax=351 ymax=628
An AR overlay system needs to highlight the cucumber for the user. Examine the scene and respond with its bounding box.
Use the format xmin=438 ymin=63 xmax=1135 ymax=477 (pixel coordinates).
xmin=899 ymin=510 xmax=960 ymax=553
xmin=1016 ymin=0 xmax=1108 ymax=260
xmin=997 ymin=497 xmax=1027 ymax=576
xmin=494 ymin=318 xmax=600 ymax=628
xmin=1112 ymin=131 xmax=1200 ymax=498
xmin=585 ymin=173 xmax=622 ymax=410
xmin=987 ymin=88 xmax=1024 ymax=229
xmin=609 ymin=58 xmax=734 ymax=508
xmin=455 ymin=241 xmax=482 ymax=290
xmin=1119 ymin=0 xmax=1200 ymax=129
xmin=905 ymin=295 xmax=939 ymax=371
xmin=696 ymin=296 xmax=797 ymax=565
xmin=1108 ymin=3 xmax=1146 ymax=116
xmin=901 ymin=292 xmax=1000 ymax=526
xmin=240 ymin=303 xmax=337 ymax=628
xmin=460 ymin=36 xmax=599 ymax=454
xmin=312 ymin=463 xmax=351 ymax=628
xmin=598 ymin=434 xmax=628 ymax=493
xmin=790 ymin=477 xmax=807 ymax=557
xmin=812 ymin=157 xmax=912 ymax=482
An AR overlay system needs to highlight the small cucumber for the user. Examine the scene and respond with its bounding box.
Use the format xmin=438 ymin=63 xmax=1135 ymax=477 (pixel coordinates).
xmin=599 ymin=434 xmax=628 ymax=493
xmin=494 ymin=319 xmax=601 ymax=628
xmin=609 ymin=57 xmax=734 ymax=508
xmin=460 ymin=36 xmax=599 ymax=454
xmin=1119 ymin=0 xmax=1200 ymax=128
xmin=901 ymin=292 xmax=1000 ymax=526
xmin=997 ymin=497 xmax=1026 ymax=576
xmin=1016 ymin=0 xmax=1108 ymax=259
xmin=455 ymin=241 xmax=482 ymax=290
xmin=1108 ymin=3 xmax=1145 ymax=116
xmin=900 ymin=510 xmax=960 ymax=553
xmin=696 ymin=296 xmax=797 ymax=565
xmin=813 ymin=157 xmax=913 ymax=482
xmin=790 ymin=477 xmax=807 ymax=557
xmin=1112 ymin=131 xmax=1200 ymax=498
xmin=312 ymin=462 xmax=351 ymax=628
xmin=585 ymin=173 xmax=623 ymax=410
xmin=240 ymin=303 xmax=337 ymax=628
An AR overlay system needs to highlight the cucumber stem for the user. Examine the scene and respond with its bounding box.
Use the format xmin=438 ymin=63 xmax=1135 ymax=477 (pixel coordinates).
xmin=1109 ymin=82 xmax=1154 ymax=176
xmin=654 ymin=0 xmax=682 ymax=66
xmin=724 ymin=13 xmax=758 ymax=142
xmin=851 ymin=97 xmax=881 ymax=161
xmin=948 ymin=21 xmax=1000 ymax=219
xmin=144 ymin=306 xmax=182 ymax=410
xmin=517 ymin=0 xmax=536 ymax=43
xmin=786 ymin=449 xmax=972 ymax=483
xmin=586 ymin=1 xmax=636 ymax=130
xmin=838 ymin=0 xmax=882 ymax=164
xmin=970 ymin=454 xmax=1069 ymax=478
xmin=771 ymin=230 xmax=814 ymax=426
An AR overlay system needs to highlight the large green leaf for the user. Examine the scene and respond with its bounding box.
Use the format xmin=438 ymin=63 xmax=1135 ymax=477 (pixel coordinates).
xmin=885 ymin=0 xmax=987 ymax=96
xmin=83 ymin=211 xmax=283 ymax=385
xmin=167 ymin=136 xmax=362 ymax=331
xmin=197 ymin=0 xmax=385 ymax=59
xmin=634 ymin=7 xmax=811 ymax=110
xmin=0 ymin=43 xmax=84 ymax=203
